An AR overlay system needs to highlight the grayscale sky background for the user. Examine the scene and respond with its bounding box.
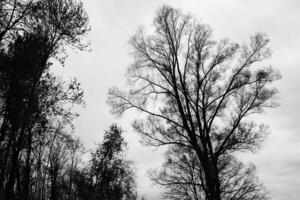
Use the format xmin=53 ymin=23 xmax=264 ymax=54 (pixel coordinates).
xmin=53 ymin=0 xmax=300 ymax=199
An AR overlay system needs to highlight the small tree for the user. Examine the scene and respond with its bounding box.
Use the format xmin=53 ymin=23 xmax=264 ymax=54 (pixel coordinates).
xmin=108 ymin=6 xmax=280 ymax=200
xmin=89 ymin=125 xmax=137 ymax=200
xmin=150 ymin=145 xmax=267 ymax=200
xmin=150 ymin=146 xmax=205 ymax=200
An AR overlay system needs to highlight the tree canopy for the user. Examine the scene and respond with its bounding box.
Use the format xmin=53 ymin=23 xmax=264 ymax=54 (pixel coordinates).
xmin=109 ymin=5 xmax=280 ymax=200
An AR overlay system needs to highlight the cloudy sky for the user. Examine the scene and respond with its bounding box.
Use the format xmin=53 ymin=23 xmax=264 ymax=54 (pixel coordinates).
xmin=56 ymin=0 xmax=300 ymax=199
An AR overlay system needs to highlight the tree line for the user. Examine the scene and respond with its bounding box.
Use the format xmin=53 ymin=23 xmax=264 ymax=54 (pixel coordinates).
xmin=1 ymin=1 xmax=280 ymax=200
xmin=0 ymin=1 xmax=137 ymax=200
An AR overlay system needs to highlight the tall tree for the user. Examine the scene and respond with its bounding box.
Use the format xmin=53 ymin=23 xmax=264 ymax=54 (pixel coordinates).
xmin=0 ymin=33 xmax=85 ymax=199
xmin=0 ymin=34 xmax=51 ymax=200
xmin=0 ymin=0 xmax=89 ymax=199
xmin=108 ymin=6 xmax=280 ymax=200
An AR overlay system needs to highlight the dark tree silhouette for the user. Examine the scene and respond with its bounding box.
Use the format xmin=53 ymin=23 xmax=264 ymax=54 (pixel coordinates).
xmin=0 ymin=33 xmax=85 ymax=200
xmin=30 ymin=0 xmax=90 ymax=52
xmin=89 ymin=125 xmax=138 ymax=200
xmin=0 ymin=34 xmax=51 ymax=200
xmin=108 ymin=6 xmax=280 ymax=200
xmin=0 ymin=0 xmax=89 ymax=199
xmin=0 ymin=0 xmax=89 ymax=50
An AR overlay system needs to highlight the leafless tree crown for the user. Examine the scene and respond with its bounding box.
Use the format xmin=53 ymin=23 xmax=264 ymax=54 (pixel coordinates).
xmin=108 ymin=6 xmax=280 ymax=200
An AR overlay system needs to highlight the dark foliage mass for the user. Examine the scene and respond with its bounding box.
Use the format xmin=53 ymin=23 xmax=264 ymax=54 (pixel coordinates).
xmin=89 ymin=125 xmax=138 ymax=200
xmin=109 ymin=5 xmax=280 ymax=200
xmin=0 ymin=1 xmax=138 ymax=200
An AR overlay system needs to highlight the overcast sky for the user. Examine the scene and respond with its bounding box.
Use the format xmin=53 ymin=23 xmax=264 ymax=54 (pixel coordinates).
xmin=55 ymin=0 xmax=300 ymax=199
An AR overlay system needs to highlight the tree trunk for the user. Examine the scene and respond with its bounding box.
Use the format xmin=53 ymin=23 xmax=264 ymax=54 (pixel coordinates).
xmin=24 ymin=129 xmax=33 ymax=200
xmin=205 ymin=159 xmax=221 ymax=200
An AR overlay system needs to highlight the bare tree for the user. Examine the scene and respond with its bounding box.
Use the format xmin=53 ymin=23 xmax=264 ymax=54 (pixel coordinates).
xmin=150 ymin=145 xmax=205 ymax=200
xmin=108 ymin=6 xmax=280 ymax=200
xmin=150 ymin=145 xmax=268 ymax=200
